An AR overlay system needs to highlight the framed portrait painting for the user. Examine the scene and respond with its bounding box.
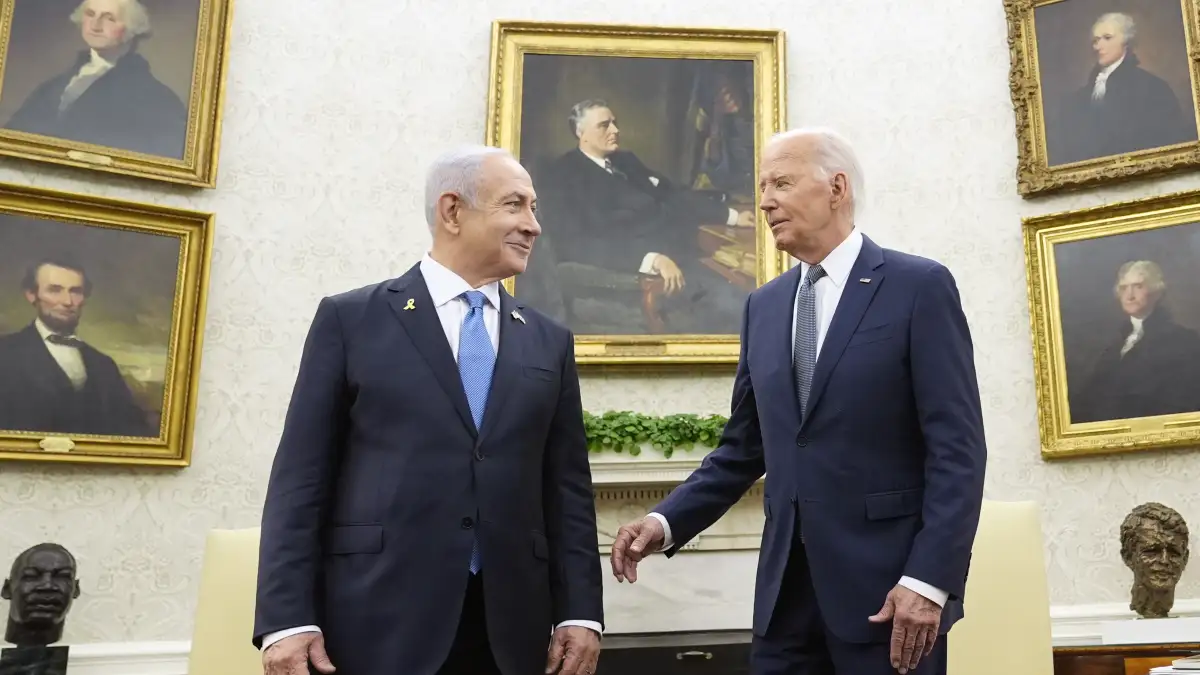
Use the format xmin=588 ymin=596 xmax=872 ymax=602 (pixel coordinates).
xmin=0 ymin=181 xmax=212 ymax=465
xmin=485 ymin=20 xmax=787 ymax=366
xmin=0 ymin=0 xmax=234 ymax=187
xmin=1005 ymin=0 xmax=1200 ymax=196
xmin=1025 ymin=190 xmax=1200 ymax=458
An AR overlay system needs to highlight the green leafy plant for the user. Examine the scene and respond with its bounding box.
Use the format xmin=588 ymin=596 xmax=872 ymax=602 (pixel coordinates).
xmin=582 ymin=411 xmax=729 ymax=458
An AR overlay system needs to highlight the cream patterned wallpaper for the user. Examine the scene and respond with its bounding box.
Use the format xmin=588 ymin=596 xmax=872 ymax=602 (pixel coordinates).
xmin=0 ymin=0 xmax=1197 ymax=644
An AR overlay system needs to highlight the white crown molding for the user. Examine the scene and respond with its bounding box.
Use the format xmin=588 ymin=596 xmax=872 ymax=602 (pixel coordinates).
xmin=48 ymin=600 xmax=1200 ymax=672
xmin=589 ymin=451 xmax=703 ymax=486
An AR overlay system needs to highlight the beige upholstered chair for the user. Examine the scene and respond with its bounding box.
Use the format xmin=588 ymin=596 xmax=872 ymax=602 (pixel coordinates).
xmin=947 ymin=500 xmax=1054 ymax=675
xmin=187 ymin=527 xmax=263 ymax=675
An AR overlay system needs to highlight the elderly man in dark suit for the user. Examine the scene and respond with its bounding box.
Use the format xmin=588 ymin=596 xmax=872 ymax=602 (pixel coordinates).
xmin=0 ymin=257 xmax=150 ymax=438
xmin=610 ymin=128 xmax=987 ymax=675
xmin=3 ymin=0 xmax=187 ymax=158
xmin=254 ymin=146 xmax=604 ymax=675
xmin=536 ymin=98 xmax=757 ymax=334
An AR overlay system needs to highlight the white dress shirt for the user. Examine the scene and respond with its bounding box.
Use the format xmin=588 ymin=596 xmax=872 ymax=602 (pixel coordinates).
xmin=35 ymin=318 xmax=87 ymax=390
xmin=1091 ymin=54 xmax=1125 ymax=101
xmin=261 ymin=255 xmax=600 ymax=651
xmin=1120 ymin=315 xmax=1144 ymax=356
xmin=60 ymin=49 xmax=117 ymax=112
xmin=647 ymin=229 xmax=949 ymax=608
xmin=578 ymin=150 xmax=739 ymax=273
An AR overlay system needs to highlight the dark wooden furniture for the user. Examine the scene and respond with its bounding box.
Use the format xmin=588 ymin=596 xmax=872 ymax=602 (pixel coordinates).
xmin=1054 ymin=643 xmax=1200 ymax=675
xmin=597 ymin=630 xmax=752 ymax=674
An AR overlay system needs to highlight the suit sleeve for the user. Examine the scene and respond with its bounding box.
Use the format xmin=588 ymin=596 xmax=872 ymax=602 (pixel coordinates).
xmin=903 ymin=264 xmax=987 ymax=599
xmin=542 ymin=330 xmax=604 ymax=626
xmin=253 ymin=297 xmax=350 ymax=646
xmin=653 ymin=295 xmax=765 ymax=553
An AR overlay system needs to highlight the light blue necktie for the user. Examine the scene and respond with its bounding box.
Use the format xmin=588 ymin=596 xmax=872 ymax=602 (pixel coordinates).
xmin=793 ymin=264 xmax=826 ymax=420
xmin=458 ymin=290 xmax=495 ymax=574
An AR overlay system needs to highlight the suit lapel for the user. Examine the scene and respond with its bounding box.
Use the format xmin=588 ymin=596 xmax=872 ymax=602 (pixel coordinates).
xmin=478 ymin=290 xmax=524 ymax=442
xmin=763 ymin=267 xmax=804 ymax=430
xmin=803 ymin=237 xmax=886 ymax=426
xmin=386 ymin=267 xmax=478 ymax=437
xmin=18 ymin=325 xmax=75 ymax=398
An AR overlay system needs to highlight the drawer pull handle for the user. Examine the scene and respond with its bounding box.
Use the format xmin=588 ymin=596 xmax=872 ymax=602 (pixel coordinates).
xmin=676 ymin=651 xmax=713 ymax=660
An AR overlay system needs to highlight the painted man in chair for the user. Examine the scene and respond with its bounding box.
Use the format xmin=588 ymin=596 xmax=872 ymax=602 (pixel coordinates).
xmin=537 ymin=99 xmax=756 ymax=335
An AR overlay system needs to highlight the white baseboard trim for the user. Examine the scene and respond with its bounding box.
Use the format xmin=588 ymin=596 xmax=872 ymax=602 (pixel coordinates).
xmin=49 ymin=599 xmax=1200 ymax=673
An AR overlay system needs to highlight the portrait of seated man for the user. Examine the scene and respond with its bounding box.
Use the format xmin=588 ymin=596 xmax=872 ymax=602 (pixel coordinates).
xmin=1045 ymin=10 xmax=1197 ymax=166
xmin=0 ymin=257 xmax=152 ymax=438
xmin=1070 ymin=259 xmax=1200 ymax=423
xmin=531 ymin=98 xmax=757 ymax=335
xmin=1 ymin=0 xmax=189 ymax=159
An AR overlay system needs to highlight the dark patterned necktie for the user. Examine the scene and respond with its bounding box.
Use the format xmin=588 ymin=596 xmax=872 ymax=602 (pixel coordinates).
xmin=604 ymin=158 xmax=627 ymax=180
xmin=793 ymin=264 xmax=826 ymax=417
xmin=46 ymin=333 xmax=84 ymax=348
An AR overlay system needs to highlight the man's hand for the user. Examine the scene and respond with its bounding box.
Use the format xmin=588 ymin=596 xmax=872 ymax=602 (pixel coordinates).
xmin=651 ymin=255 xmax=685 ymax=295
xmin=868 ymin=585 xmax=941 ymax=674
xmin=545 ymin=625 xmax=600 ymax=675
xmin=609 ymin=516 xmax=665 ymax=583
xmin=735 ymin=210 xmax=756 ymax=227
xmin=262 ymin=632 xmax=335 ymax=675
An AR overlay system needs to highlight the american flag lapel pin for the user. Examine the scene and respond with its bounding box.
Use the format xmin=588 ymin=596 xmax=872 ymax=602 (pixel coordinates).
xmin=859 ymin=278 xmax=872 ymax=284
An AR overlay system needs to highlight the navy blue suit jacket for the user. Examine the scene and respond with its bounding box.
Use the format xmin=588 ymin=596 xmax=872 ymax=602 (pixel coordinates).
xmin=252 ymin=264 xmax=604 ymax=674
xmin=653 ymin=235 xmax=986 ymax=644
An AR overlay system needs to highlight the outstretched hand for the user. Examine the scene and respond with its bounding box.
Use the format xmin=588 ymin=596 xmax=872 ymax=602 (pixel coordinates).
xmin=609 ymin=516 xmax=665 ymax=583
xmin=868 ymin=585 xmax=941 ymax=674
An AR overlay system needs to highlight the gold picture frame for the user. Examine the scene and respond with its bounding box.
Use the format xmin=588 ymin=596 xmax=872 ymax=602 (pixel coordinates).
xmin=0 ymin=181 xmax=213 ymax=466
xmin=485 ymin=20 xmax=788 ymax=366
xmin=1004 ymin=0 xmax=1200 ymax=196
xmin=0 ymin=0 xmax=235 ymax=187
xmin=1025 ymin=189 xmax=1200 ymax=459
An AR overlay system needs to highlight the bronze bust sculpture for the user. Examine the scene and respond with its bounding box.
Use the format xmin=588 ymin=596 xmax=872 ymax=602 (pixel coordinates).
xmin=1119 ymin=502 xmax=1190 ymax=618
xmin=1 ymin=544 xmax=79 ymax=647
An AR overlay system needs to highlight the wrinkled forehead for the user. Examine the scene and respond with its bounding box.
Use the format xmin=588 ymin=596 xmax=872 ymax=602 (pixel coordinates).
xmin=581 ymin=106 xmax=615 ymax=126
xmin=760 ymin=138 xmax=817 ymax=177
xmin=1093 ymin=20 xmax=1124 ymax=39
xmin=479 ymin=155 xmax=534 ymax=194
xmin=83 ymin=0 xmax=128 ymax=19
xmin=12 ymin=549 xmax=72 ymax=577
xmin=1118 ymin=271 xmax=1149 ymax=286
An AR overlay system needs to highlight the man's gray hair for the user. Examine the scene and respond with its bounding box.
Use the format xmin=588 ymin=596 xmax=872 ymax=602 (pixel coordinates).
xmin=1095 ymin=12 xmax=1137 ymax=45
xmin=71 ymin=0 xmax=153 ymax=40
xmin=568 ymin=99 xmax=608 ymax=137
xmin=424 ymin=145 xmax=513 ymax=230
xmin=1114 ymin=260 xmax=1166 ymax=296
xmin=771 ymin=127 xmax=866 ymax=220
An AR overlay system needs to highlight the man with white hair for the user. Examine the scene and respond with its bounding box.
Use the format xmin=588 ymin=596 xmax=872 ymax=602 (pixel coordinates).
xmin=1051 ymin=11 xmax=1194 ymax=165
xmin=254 ymin=146 xmax=604 ymax=675
xmin=610 ymin=128 xmax=987 ymax=675
xmin=4 ymin=0 xmax=187 ymax=158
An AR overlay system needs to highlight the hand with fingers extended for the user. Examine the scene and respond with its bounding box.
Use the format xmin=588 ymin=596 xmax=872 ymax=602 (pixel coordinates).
xmin=868 ymin=585 xmax=942 ymax=674
xmin=262 ymin=632 xmax=335 ymax=675
xmin=609 ymin=516 xmax=665 ymax=583
xmin=544 ymin=625 xmax=600 ymax=675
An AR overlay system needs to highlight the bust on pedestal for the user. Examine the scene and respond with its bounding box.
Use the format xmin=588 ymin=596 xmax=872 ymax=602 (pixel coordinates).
xmin=0 ymin=544 xmax=80 ymax=675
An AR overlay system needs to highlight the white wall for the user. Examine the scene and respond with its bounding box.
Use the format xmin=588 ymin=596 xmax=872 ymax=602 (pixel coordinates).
xmin=0 ymin=0 xmax=1198 ymax=646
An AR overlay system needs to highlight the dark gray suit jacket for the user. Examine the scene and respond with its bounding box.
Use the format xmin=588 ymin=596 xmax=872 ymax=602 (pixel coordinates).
xmin=253 ymin=263 xmax=604 ymax=674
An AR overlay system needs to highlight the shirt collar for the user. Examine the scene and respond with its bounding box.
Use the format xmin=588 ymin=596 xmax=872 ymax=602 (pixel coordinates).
xmin=1099 ymin=53 xmax=1125 ymax=79
xmin=88 ymin=49 xmax=117 ymax=70
xmin=420 ymin=254 xmax=501 ymax=309
xmin=798 ymin=228 xmax=863 ymax=289
xmin=579 ymin=149 xmax=609 ymax=169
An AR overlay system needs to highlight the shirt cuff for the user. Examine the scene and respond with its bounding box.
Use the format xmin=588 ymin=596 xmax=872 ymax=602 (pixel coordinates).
xmin=898 ymin=576 xmax=948 ymax=607
xmin=556 ymin=620 xmax=603 ymax=636
xmin=260 ymin=625 xmax=321 ymax=651
xmin=646 ymin=512 xmax=674 ymax=551
xmin=639 ymin=253 xmax=660 ymax=275
xmin=726 ymin=208 xmax=738 ymax=226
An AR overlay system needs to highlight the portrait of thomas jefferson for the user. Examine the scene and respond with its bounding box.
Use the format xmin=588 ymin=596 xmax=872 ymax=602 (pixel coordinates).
xmin=1069 ymin=259 xmax=1200 ymax=423
xmin=1042 ymin=7 xmax=1197 ymax=166
xmin=1 ymin=0 xmax=189 ymax=158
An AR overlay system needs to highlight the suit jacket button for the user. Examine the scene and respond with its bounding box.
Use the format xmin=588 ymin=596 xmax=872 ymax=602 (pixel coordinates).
xmin=461 ymin=517 xmax=474 ymax=529
xmin=795 ymin=434 xmax=808 ymax=447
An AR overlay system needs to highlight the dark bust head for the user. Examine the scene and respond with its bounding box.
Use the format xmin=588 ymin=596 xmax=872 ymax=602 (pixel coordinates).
xmin=1119 ymin=502 xmax=1190 ymax=618
xmin=0 ymin=545 xmax=79 ymax=647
